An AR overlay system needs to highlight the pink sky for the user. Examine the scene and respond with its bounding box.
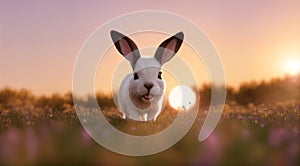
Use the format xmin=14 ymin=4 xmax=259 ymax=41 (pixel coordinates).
xmin=1 ymin=0 xmax=300 ymax=95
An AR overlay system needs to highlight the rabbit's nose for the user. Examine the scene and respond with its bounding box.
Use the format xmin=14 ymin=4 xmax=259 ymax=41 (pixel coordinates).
xmin=144 ymin=83 xmax=154 ymax=90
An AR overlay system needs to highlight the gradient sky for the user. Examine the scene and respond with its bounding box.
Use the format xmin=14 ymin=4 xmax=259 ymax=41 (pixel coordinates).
xmin=1 ymin=0 xmax=300 ymax=95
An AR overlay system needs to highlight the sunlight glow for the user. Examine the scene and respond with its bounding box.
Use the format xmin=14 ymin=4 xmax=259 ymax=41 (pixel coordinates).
xmin=168 ymin=85 xmax=196 ymax=111
xmin=285 ymin=58 xmax=300 ymax=75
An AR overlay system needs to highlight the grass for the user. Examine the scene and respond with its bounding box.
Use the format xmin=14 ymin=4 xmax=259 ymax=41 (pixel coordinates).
xmin=0 ymin=100 xmax=299 ymax=165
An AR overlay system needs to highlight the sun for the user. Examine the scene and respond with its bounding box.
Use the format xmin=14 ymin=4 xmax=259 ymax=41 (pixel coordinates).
xmin=285 ymin=58 xmax=300 ymax=75
xmin=168 ymin=85 xmax=196 ymax=110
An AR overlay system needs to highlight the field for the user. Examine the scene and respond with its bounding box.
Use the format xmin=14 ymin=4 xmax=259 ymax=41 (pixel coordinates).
xmin=0 ymin=96 xmax=299 ymax=165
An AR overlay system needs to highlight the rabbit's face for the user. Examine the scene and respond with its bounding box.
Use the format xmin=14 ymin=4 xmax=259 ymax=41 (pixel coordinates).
xmin=111 ymin=30 xmax=184 ymax=109
xmin=129 ymin=66 xmax=165 ymax=108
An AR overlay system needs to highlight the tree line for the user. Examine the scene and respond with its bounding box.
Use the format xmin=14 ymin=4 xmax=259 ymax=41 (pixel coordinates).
xmin=200 ymin=75 xmax=300 ymax=106
xmin=0 ymin=75 xmax=299 ymax=110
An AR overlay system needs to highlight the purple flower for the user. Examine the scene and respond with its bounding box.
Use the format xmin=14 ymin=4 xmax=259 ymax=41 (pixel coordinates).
xmin=268 ymin=127 xmax=287 ymax=147
xmin=248 ymin=115 xmax=253 ymax=120
xmin=131 ymin=126 xmax=136 ymax=131
xmin=80 ymin=129 xmax=91 ymax=147
xmin=25 ymin=128 xmax=38 ymax=161
xmin=242 ymin=129 xmax=251 ymax=139
xmin=237 ymin=114 xmax=243 ymax=121
xmin=193 ymin=133 xmax=222 ymax=165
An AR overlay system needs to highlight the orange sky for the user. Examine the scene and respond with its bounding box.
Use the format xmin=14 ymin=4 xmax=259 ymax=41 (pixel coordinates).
xmin=1 ymin=0 xmax=300 ymax=95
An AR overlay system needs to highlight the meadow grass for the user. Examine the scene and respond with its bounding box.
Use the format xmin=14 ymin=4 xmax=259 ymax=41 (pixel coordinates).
xmin=0 ymin=100 xmax=299 ymax=165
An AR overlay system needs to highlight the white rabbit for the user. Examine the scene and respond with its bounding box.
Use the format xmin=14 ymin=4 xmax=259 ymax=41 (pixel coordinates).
xmin=110 ymin=30 xmax=184 ymax=121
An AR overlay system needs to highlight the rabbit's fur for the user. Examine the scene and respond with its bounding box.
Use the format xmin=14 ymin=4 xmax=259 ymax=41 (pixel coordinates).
xmin=110 ymin=31 xmax=184 ymax=121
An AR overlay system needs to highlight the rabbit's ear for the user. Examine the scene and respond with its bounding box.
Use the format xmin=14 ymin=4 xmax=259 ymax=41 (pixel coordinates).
xmin=154 ymin=32 xmax=184 ymax=65
xmin=110 ymin=30 xmax=140 ymax=68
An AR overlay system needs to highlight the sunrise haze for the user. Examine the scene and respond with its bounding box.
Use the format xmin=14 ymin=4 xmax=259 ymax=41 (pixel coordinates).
xmin=1 ymin=0 xmax=300 ymax=95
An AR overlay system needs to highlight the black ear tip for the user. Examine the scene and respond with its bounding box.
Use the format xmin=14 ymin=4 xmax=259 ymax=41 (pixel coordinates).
xmin=110 ymin=30 xmax=124 ymax=41
xmin=175 ymin=31 xmax=184 ymax=40
xmin=110 ymin=30 xmax=115 ymax=34
xmin=110 ymin=30 xmax=118 ymax=36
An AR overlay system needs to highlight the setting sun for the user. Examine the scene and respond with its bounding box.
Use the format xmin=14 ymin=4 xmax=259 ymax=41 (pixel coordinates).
xmin=285 ymin=58 xmax=300 ymax=75
xmin=168 ymin=85 xmax=196 ymax=110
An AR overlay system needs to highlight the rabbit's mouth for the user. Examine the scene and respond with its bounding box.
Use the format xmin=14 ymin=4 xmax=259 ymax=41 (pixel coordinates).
xmin=142 ymin=93 xmax=153 ymax=101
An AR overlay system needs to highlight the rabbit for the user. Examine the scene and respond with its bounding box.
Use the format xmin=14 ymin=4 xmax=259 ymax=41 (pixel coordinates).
xmin=110 ymin=30 xmax=184 ymax=121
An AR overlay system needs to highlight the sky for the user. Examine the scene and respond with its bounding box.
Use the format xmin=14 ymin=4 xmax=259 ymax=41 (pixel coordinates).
xmin=1 ymin=0 xmax=300 ymax=95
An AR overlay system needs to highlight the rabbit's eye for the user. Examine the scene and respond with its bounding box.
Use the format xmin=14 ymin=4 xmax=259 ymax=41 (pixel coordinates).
xmin=158 ymin=71 xmax=162 ymax=79
xmin=134 ymin=73 xmax=139 ymax=80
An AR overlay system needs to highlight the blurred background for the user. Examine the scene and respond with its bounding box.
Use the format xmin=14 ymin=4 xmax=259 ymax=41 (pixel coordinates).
xmin=1 ymin=0 xmax=300 ymax=165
